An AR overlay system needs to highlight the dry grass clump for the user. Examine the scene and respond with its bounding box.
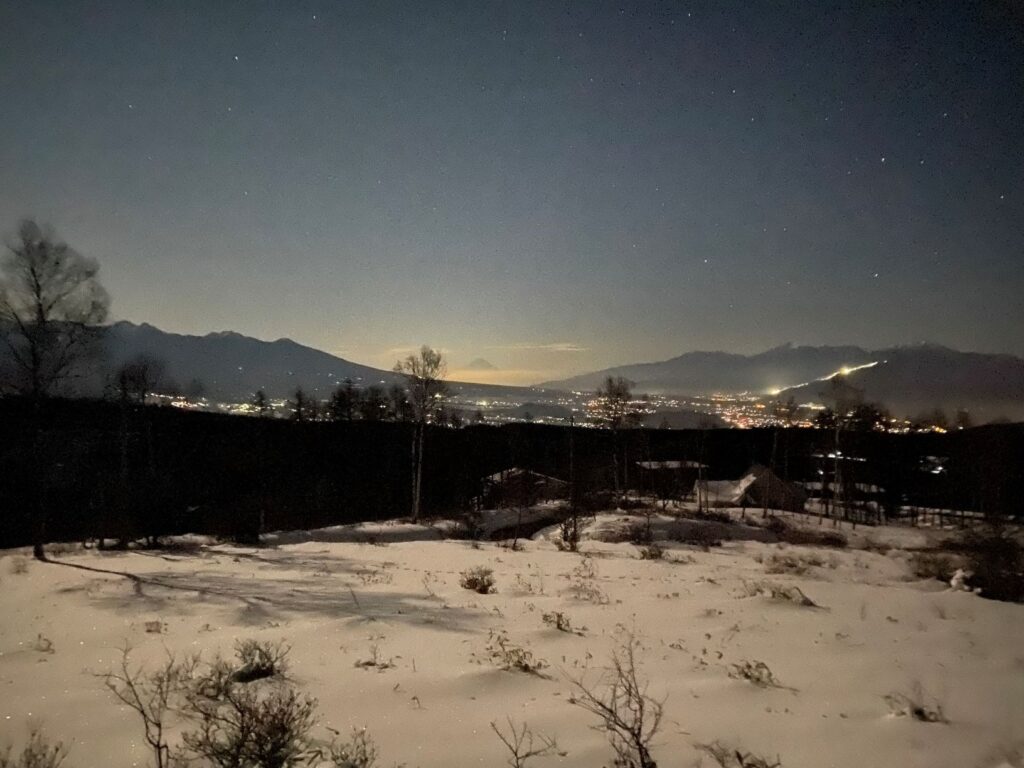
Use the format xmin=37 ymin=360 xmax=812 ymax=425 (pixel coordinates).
xmin=353 ymin=644 xmax=395 ymax=672
xmin=565 ymin=558 xmax=610 ymax=604
xmin=460 ymin=566 xmax=496 ymax=594
xmin=885 ymin=685 xmax=948 ymax=723
xmin=485 ymin=631 xmax=547 ymax=675
xmin=542 ymin=611 xmax=573 ymax=633
xmin=742 ymin=581 xmax=820 ymax=608
xmin=697 ymin=741 xmax=782 ymax=768
xmin=490 ymin=717 xmax=559 ymax=768
xmin=728 ymin=660 xmax=784 ymax=689
xmin=0 ymin=729 xmax=70 ymax=768
xmin=757 ymin=551 xmax=835 ymax=575
xmin=7 ymin=557 xmax=29 ymax=575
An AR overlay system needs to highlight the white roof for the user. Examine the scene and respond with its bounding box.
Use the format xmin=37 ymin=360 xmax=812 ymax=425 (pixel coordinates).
xmin=698 ymin=473 xmax=758 ymax=505
xmin=636 ymin=460 xmax=707 ymax=470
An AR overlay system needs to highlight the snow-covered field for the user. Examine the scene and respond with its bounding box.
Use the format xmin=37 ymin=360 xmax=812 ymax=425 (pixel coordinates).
xmin=1 ymin=511 xmax=1022 ymax=767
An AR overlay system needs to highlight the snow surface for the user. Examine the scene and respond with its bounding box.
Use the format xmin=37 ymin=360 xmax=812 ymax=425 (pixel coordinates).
xmin=1 ymin=512 xmax=1022 ymax=767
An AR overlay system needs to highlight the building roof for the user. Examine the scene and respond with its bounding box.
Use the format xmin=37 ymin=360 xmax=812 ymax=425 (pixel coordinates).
xmin=636 ymin=460 xmax=707 ymax=470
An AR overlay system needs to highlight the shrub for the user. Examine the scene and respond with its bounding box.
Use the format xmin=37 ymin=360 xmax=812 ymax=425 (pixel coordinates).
xmin=7 ymin=557 xmax=28 ymax=576
xmin=460 ymin=566 xmax=496 ymax=594
xmin=232 ymin=639 xmax=290 ymax=683
xmin=558 ymin=515 xmax=581 ymax=552
xmin=765 ymin=517 xmax=846 ymax=548
xmin=637 ymin=543 xmax=664 ymax=560
xmin=962 ymin=530 xmax=1023 ymax=603
xmin=101 ymin=645 xmax=200 ymax=768
xmin=309 ymin=728 xmax=379 ymax=768
xmin=0 ymin=729 xmax=70 ymax=768
xmin=670 ymin=525 xmax=722 ymax=550
xmin=628 ymin=520 xmax=654 ymax=545
xmin=182 ymin=681 xmax=317 ymax=768
xmin=490 ymin=717 xmax=559 ymax=768
xmin=909 ymin=552 xmax=958 ymax=583
xmin=568 ymin=631 xmax=663 ymax=768
xmin=687 ymin=509 xmax=734 ymax=525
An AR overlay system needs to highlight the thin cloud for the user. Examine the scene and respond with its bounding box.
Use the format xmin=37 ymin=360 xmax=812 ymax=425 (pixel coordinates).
xmin=489 ymin=342 xmax=589 ymax=353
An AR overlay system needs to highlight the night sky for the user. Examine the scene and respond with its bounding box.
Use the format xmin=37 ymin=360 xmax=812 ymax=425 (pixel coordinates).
xmin=1 ymin=1 xmax=1021 ymax=385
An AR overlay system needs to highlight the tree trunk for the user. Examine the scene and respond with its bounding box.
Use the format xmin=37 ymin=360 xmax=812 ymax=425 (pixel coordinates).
xmin=412 ymin=422 xmax=425 ymax=522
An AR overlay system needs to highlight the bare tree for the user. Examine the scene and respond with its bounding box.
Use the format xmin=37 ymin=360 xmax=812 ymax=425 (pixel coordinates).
xmin=0 ymin=219 xmax=110 ymax=398
xmin=394 ymin=346 xmax=447 ymax=522
xmin=595 ymin=376 xmax=641 ymax=502
xmin=289 ymin=387 xmax=309 ymax=422
xmin=113 ymin=355 xmax=166 ymax=404
xmin=1 ymin=220 xmax=110 ymax=557
xmin=329 ymin=378 xmax=359 ymax=421
xmin=358 ymin=384 xmax=388 ymax=420
xmin=252 ymin=389 xmax=272 ymax=417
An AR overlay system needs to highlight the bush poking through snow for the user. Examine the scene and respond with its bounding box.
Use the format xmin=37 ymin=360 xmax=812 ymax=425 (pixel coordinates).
xmin=491 ymin=717 xmax=559 ymax=768
xmin=909 ymin=552 xmax=958 ymax=583
xmin=637 ymin=544 xmax=664 ymax=560
xmin=182 ymin=679 xmax=317 ymax=768
xmin=0 ymin=729 xmax=70 ymax=768
xmin=486 ymin=631 xmax=546 ymax=674
xmin=353 ymin=645 xmax=395 ymax=672
xmin=961 ymin=529 xmax=1024 ymax=603
xmin=232 ymin=639 xmax=290 ymax=683
xmin=742 ymin=581 xmax=820 ymax=608
xmin=565 ymin=558 xmax=609 ymax=604
xmin=759 ymin=552 xmax=833 ymax=575
xmin=696 ymin=741 xmax=782 ymax=768
xmin=101 ymin=645 xmax=200 ymax=768
xmin=460 ymin=566 xmax=496 ymax=594
xmin=568 ymin=631 xmax=663 ymax=768
xmin=308 ymin=728 xmax=379 ymax=768
xmin=542 ymin=611 xmax=582 ymax=635
xmin=885 ymin=686 xmax=948 ymax=723
xmin=558 ymin=515 xmax=581 ymax=552
xmin=765 ymin=517 xmax=846 ymax=549
xmin=728 ymin=660 xmax=783 ymax=689
xmin=670 ymin=526 xmax=722 ymax=550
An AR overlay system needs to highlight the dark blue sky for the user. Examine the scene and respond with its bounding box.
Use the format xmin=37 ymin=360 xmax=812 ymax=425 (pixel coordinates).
xmin=1 ymin=1 xmax=1021 ymax=384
